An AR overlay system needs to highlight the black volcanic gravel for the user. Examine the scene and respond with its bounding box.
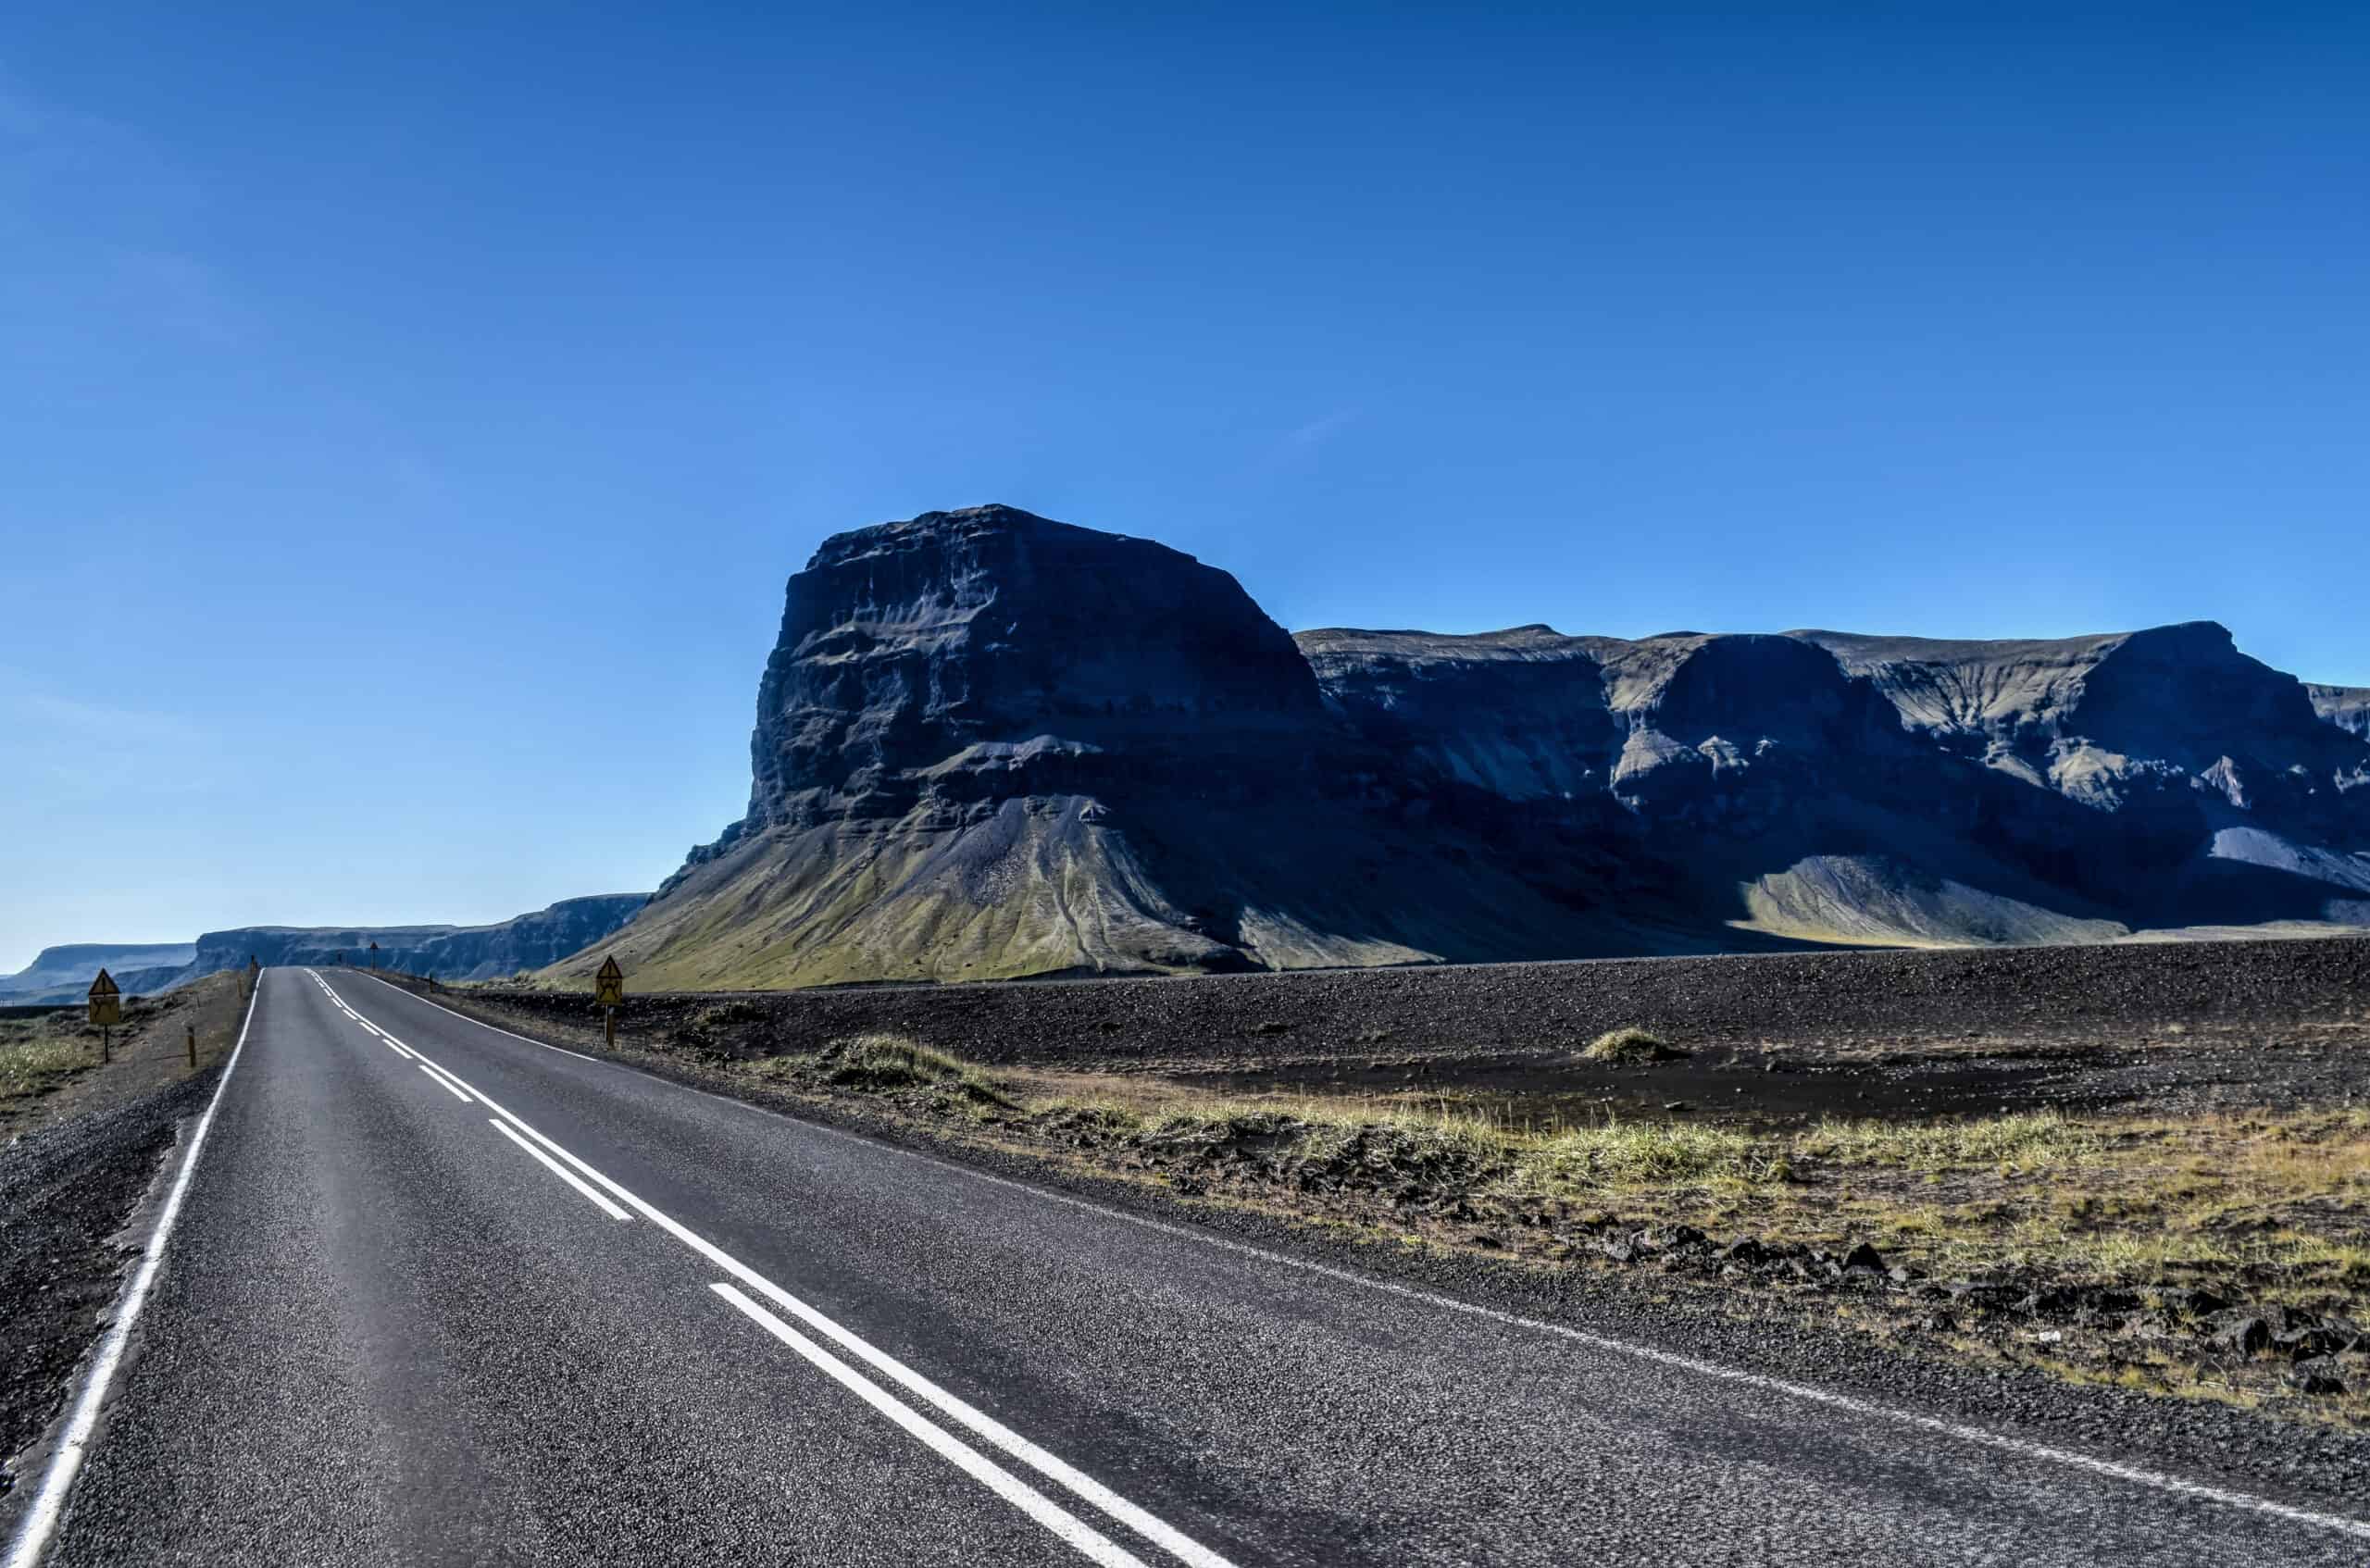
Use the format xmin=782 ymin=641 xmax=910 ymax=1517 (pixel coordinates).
xmin=0 ymin=1070 xmax=217 ymax=1507
xmin=464 ymin=934 xmax=2370 ymax=1079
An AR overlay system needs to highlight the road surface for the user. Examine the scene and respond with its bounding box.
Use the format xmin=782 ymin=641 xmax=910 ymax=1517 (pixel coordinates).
xmin=13 ymin=966 xmax=2367 ymax=1565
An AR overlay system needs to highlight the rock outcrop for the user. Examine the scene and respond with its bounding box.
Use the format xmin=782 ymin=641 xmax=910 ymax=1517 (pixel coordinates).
xmin=574 ymin=505 xmax=2370 ymax=988
xmin=2313 ymin=684 xmax=2370 ymax=740
xmin=733 ymin=505 xmax=1325 ymax=833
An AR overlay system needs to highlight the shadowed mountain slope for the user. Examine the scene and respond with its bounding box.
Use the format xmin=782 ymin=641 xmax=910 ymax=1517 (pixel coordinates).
xmin=566 ymin=506 xmax=2370 ymax=988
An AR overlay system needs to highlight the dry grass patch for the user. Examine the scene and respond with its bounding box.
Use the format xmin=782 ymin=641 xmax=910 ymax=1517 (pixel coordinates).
xmin=736 ymin=1033 xmax=1017 ymax=1112
xmin=1579 ymin=1027 xmax=1685 ymax=1064
xmin=1526 ymin=1120 xmax=1776 ymax=1191
xmin=0 ymin=1023 xmax=90 ymax=1104
xmin=1797 ymin=1109 xmax=2096 ymax=1173
xmin=737 ymin=1036 xmax=2370 ymax=1313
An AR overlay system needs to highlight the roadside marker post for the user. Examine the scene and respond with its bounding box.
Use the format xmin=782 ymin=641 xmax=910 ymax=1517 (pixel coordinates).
xmin=87 ymin=970 xmax=121 ymax=1063
xmin=595 ymin=955 xmax=625 ymax=1049
xmin=186 ymin=1023 xmax=197 ymax=1069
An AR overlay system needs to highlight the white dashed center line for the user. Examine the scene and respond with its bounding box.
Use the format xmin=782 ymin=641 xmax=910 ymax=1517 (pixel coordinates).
xmin=308 ymin=971 xmax=1235 ymax=1568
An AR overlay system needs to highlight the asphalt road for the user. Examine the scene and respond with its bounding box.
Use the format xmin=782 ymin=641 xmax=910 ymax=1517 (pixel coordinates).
xmin=16 ymin=966 xmax=2370 ymax=1566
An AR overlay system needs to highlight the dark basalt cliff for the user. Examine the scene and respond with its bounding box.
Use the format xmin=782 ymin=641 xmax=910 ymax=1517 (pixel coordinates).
xmin=734 ymin=505 xmax=1324 ymax=835
xmin=581 ymin=505 xmax=2370 ymax=989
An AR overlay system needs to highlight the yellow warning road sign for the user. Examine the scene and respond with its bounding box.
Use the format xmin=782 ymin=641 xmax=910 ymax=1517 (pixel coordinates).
xmin=88 ymin=969 xmax=122 ymax=1027
xmin=594 ymin=956 xmax=625 ymax=1008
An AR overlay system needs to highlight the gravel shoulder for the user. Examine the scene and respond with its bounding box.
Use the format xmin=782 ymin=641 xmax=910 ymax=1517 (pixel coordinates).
xmin=0 ymin=974 xmax=248 ymax=1519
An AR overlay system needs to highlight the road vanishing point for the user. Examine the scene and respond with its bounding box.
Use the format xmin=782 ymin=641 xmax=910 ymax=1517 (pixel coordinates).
xmin=9 ymin=967 xmax=2368 ymax=1566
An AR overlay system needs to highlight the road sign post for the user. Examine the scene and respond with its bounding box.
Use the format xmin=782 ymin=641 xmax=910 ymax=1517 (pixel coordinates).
xmin=88 ymin=970 xmax=121 ymax=1063
xmin=594 ymin=956 xmax=625 ymax=1049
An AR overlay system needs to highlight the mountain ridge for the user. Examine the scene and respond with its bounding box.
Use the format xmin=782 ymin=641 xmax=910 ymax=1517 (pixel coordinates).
xmin=2 ymin=896 xmax=651 ymax=1004
xmin=561 ymin=505 xmax=2370 ymax=988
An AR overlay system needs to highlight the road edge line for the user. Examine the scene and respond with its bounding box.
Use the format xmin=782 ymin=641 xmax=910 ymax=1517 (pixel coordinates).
xmin=3 ymin=974 xmax=264 ymax=1568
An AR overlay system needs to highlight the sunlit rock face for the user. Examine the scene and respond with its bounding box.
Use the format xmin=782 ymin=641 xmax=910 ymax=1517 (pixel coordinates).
xmin=2313 ymin=683 xmax=2370 ymax=740
xmin=588 ymin=505 xmax=2370 ymax=990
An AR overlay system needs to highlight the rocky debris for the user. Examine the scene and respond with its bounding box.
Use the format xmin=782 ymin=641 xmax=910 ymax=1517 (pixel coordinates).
xmin=2290 ymin=1360 xmax=2351 ymax=1396
xmin=2212 ymin=1314 xmax=2274 ymax=1356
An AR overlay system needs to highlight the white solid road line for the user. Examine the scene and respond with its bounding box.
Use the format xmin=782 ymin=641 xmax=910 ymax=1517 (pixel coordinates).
xmin=339 ymin=972 xmax=602 ymax=1063
xmin=415 ymin=1060 xmax=476 ymax=1103
xmin=484 ymin=1103 xmax=1241 ymax=1568
xmin=331 ymin=971 xmax=2370 ymax=1550
xmin=711 ymin=1284 xmax=1157 ymax=1568
xmin=3 ymin=977 xmax=263 ymax=1568
xmin=488 ymin=1118 xmax=631 ymax=1221
xmin=319 ymin=975 xmax=1237 ymax=1568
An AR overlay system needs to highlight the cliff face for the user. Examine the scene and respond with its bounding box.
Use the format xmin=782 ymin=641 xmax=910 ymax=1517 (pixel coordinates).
xmin=0 ymin=943 xmax=195 ymax=1000
xmin=189 ymin=895 xmax=651 ymax=981
xmin=737 ymin=505 xmax=1323 ymax=832
xmin=2 ymin=897 xmax=653 ymax=1002
xmin=622 ymin=507 xmax=1557 ymax=987
xmin=1316 ymin=620 xmax=2370 ymax=944
xmin=2313 ymin=684 xmax=2370 ymax=740
xmin=1802 ymin=624 xmax=2364 ymax=819
xmin=582 ymin=505 xmax=2370 ymax=989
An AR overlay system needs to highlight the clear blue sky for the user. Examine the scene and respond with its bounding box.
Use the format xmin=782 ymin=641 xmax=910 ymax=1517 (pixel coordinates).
xmin=5 ymin=3 xmax=2366 ymax=970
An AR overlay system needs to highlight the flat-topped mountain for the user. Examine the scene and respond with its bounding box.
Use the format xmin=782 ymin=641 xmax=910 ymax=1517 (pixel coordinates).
xmin=568 ymin=505 xmax=2370 ymax=988
xmin=735 ymin=504 xmax=1325 ymax=833
xmin=3 ymin=897 xmax=650 ymax=1004
xmin=191 ymin=894 xmax=652 ymax=980
xmin=0 ymin=943 xmax=197 ymax=1002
